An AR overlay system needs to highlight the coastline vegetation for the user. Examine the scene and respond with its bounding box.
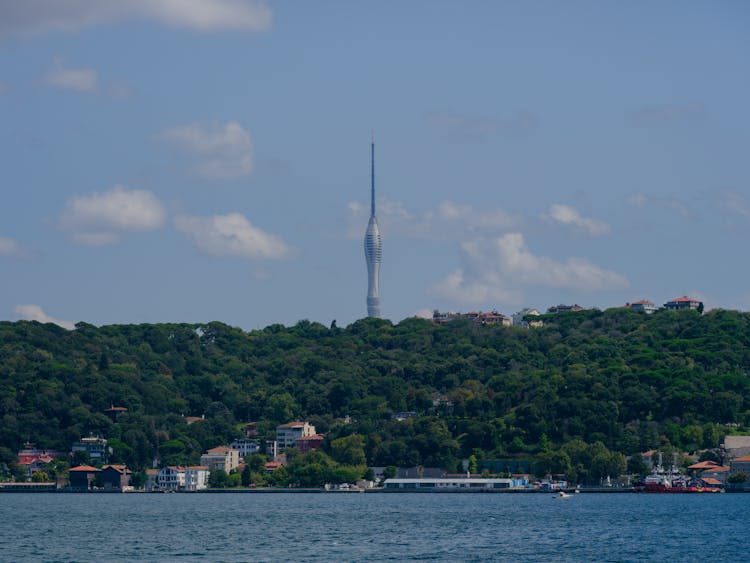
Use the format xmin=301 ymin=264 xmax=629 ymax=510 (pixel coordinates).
xmin=1 ymin=307 xmax=749 ymax=486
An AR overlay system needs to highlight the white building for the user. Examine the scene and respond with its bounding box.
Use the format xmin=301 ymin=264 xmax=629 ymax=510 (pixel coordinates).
xmin=276 ymin=421 xmax=316 ymax=450
xmin=627 ymin=300 xmax=658 ymax=314
xmin=184 ymin=466 xmax=210 ymax=491
xmin=200 ymin=446 xmax=240 ymax=474
xmin=156 ymin=466 xmax=209 ymax=491
xmin=383 ymin=478 xmax=517 ymax=490
xmin=230 ymin=438 xmax=261 ymax=458
xmin=512 ymin=308 xmax=542 ymax=328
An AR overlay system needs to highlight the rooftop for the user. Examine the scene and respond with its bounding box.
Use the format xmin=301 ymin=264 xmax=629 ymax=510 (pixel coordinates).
xmin=69 ymin=465 xmax=100 ymax=472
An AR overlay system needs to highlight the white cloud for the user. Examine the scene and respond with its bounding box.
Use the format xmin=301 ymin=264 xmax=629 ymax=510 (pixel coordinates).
xmin=175 ymin=212 xmax=289 ymax=259
xmin=346 ymin=198 xmax=516 ymax=240
xmin=0 ymin=0 xmax=272 ymax=37
xmin=15 ymin=304 xmax=76 ymax=330
xmin=544 ymin=203 xmax=611 ymax=236
xmin=437 ymin=200 xmax=516 ymax=230
xmin=626 ymin=193 xmax=647 ymax=207
xmin=625 ymin=193 xmax=692 ymax=218
xmin=60 ymin=185 xmax=166 ymax=245
xmin=160 ymin=121 xmax=254 ymax=178
xmin=0 ymin=236 xmax=22 ymax=257
xmin=718 ymin=190 xmax=750 ymax=219
xmin=431 ymin=268 xmax=522 ymax=306
xmin=45 ymin=57 xmax=97 ymax=92
xmin=431 ymin=233 xmax=628 ymax=306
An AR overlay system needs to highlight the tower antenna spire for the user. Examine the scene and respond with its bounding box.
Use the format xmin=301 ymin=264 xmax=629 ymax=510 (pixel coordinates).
xmin=370 ymin=134 xmax=375 ymax=216
xmin=364 ymin=134 xmax=382 ymax=318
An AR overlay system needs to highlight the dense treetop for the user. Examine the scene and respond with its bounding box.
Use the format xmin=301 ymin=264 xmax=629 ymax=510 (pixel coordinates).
xmin=1 ymin=308 xmax=749 ymax=482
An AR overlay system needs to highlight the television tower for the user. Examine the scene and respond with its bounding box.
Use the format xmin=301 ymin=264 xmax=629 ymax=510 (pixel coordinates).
xmin=364 ymin=140 xmax=382 ymax=318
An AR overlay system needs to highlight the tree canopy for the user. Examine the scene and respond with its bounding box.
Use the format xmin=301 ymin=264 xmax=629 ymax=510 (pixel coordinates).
xmin=1 ymin=308 xmax=749 ymax=483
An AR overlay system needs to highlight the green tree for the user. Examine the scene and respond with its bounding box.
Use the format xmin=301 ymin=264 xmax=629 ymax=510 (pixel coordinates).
xmin=241 ymin=464 xmax=252 ymax=487
xmin=728 ymin=472 xmax=747 ymax=484
xmin=209 ymin=469 xmax=230 ymax=488
xmin=383 ymin=466 xmax=397 ymax=480
xmin=330 ymin=434 xmax=366 ymax=466
xmin=627 ymin=454 xmax=648 ymax=477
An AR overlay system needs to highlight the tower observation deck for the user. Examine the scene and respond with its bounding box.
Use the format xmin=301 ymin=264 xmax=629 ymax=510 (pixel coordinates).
xmin=364 ymin=141 xmax=382 ymax=318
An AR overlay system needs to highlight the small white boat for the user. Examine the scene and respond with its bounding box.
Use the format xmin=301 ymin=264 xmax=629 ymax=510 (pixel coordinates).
xmin=553 ymin=491 xmax=571 ymax=499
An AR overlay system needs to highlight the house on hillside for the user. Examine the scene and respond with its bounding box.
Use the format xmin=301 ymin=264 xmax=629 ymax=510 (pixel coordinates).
xmin=71 ymin=435 xmax=108 ymax=464
xmin=663 ymin=296 xmax=702 ymax=311
xmin=512 ymin=308 xmax=542 ymax=328
xmin=200 ymin=446 xmax=240 ymax=474
xmin=276 ymin=422 xmax=316 ymax=450
xmin=546 ymin=304 xmax=583 ymax=314
xmin=296 ymin=434 xmax=325 ymax=454
xmin=230 ymin=438 xmax=261 ymax=458
xmin=625 ymin=300 xmax=658 ymax=314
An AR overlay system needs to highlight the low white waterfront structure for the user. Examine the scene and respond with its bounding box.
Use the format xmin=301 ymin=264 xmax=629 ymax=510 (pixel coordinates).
xmin=383 ymin=478 xmax=517 ymax=490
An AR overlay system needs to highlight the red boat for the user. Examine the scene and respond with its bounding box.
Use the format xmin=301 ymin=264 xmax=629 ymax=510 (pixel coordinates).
xmin=635 ymin=473 xmax=722 ymax=493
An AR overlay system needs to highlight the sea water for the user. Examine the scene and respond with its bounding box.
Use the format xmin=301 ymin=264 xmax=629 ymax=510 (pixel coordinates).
xmin=1 ymin=492 xmax=747 ymax=561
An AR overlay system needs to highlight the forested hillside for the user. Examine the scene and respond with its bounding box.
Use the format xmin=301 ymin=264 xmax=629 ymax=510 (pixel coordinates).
xmin=1 ymin=308 xmax=749 ymax=481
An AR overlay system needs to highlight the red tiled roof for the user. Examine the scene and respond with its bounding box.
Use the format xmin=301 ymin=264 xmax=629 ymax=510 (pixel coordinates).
xmin=671 ymin=296 xmax=698 ymax=303
xmin=186 ymin=466 xmax=209 ymax=470
xmin=69 ymin=465 xmax=100 ymax=472
xmin=688 ymin=461 xmax=719 ymax=470
xmin=278 ymin=421 xmax=307 ymax=428
xmin=296 ymin=434 xmax=325 ymax=441
xmin=207 ymin=446 xmax=232 ymax=453
xmin=701 ymin=477 xmax=722 ymax=485
xmin=101 ymin=464 xmax=131 ymax=474
xmin=704 ymin=466 xmax=730 ymax=473
xmin=733 ymin=455 xmax=750 ymax=462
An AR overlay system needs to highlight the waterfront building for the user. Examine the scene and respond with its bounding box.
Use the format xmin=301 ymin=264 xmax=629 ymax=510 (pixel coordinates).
xmin=276 ymin=421 xmax=316 ymax=450
xmin=17 ymin=443 xmax=63 ymax=478
xmin=145 ymin=469 xmax=158 ymax=492
xmin=383 ymin=477 xmax=518 ymax=490
xmin=157 ymin=466 xmax=209 ymax=491
xmin=729 ymin=455 xmax=750 ymax=481
xmin=68 ymin=465 xmax=100 ymax=491
xmin=200 ymin=446 xmax=240 ymax=474
xmin=100 ymin=465 xmax=132 ymax=489
xmin=364 ymin=140 xmax=382 ymax=318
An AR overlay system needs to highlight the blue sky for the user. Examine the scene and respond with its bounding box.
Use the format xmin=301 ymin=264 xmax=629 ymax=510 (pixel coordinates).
xmin=1 ymin=1 xmax=749 ymax=330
